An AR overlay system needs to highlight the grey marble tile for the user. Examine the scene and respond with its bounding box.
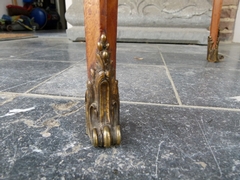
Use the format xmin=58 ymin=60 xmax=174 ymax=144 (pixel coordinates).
xmin=1 ymin=96 xmax=239 ymax=179
xmin=18 ymin=49 xmax=86 ymax=62
xmin=168 ymin=67 xmax=240 ymax=108
xmin=0 ymin=38 xmax=68 ymax=49
xmin=158 ymin=44 xmax=207 ymax=54
xmin=222 ymin=53 xmax=240 ymax=62
xmin=0 ymin=60 xmax=71 ymax=93
xmin=219 ymin=43 xmax=240 ymax=52
xmin=32 ymin=64 xmax=177 ymax=104
xmin=117 ymin=42 xmax=160 ymax=52
xmin=31 ymin=64 xmax=87 ymax=97
xmin=162 ymin=52 xmax=207 ymax=67
xmin=219 ymin=43 xmax=240 ymax=61
xmin=0 ymin=48 xmax=36 ymax=59
xmin=162 ymin=52 xmax=240 ymax=69
xmin=54 ymin=41 xmax=159 ymax=53
xmin=118 ymin=64 xmax=177 ymax=104
xmin=117 ymin=50 xmax=163 ymax=65
xmin=0 ymin=93 xmax=16 ymax=106
xmin=34 ymin=30 xmax=67 ymax=38
xmin=53 ymin=41 xmax=86 ymax=51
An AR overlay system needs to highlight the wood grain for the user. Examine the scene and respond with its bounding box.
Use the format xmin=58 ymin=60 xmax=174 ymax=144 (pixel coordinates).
xmin=210 ymin=0 xmax=223 ymax=47
xmin=84 ymin=0 xmax=118 ymax=79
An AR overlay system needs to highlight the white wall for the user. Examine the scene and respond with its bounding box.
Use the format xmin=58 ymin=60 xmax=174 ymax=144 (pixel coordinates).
xmin=0 ymin=0 xmax=12 ymax=15
xmin=65 ymin=0 xmax=72 ymax=28
xmin=0 ymin=0 xmax=24 ymax=16
xmin=233 ymin=2 xmax=240 ymax=43
xmin=17 ymin=0 xmax=23 ymax=6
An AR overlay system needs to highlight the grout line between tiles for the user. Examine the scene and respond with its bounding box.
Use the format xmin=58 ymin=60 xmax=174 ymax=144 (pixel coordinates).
xmin=219 ymin=52 xmax=240 ymax=61
xmin=121 ymin=101 xmax=240 ymax=112
xmin=0 ymin=76 xmax=51 ymax=92
xmin=1 ymin=58 xmax=85 ymax=63
xmin=0 ymin=91 xmax=83 ymax=101
xmin=24 ymin=64 xmax=78 ymax=94
xmin=1 ymin=91 xmax=240 ymax=112
xmin=158 ymin=51 xmax=183 ymax=105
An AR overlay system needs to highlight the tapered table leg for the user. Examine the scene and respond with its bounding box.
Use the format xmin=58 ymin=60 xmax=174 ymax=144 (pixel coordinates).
xmin=207 ymin=0 xmax=223 ymax=62
xmin=84 ymin=0 xmax=121 ymax=147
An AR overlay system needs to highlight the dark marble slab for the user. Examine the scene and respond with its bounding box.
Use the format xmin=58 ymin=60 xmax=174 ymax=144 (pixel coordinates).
xmin=1 ymin=96 xmax=239 ymax=179
xmin=31 ymin=64 xmax=87 ymax=97
xmin=0 ymin=48 xmax=36 ymax=59
xmin=53 ymin=42 xmax=86 ymax=51
xmin=0 ymin=60 xmax=71 ymax=93
xmin=31 ymin=63 xmax=177 ymax=104
xmin=168 ymin=66 xmax=240 ymax=108
xmin=117 ymin=50 xmax=163 ymax=65
xmin=34 ymin=30 xmax=67 ymax=38
xmin=158 ymin=44 xmax=207 ymax=54
xmin=219 ymin=50 xmax=240 ymax=62
xmin=17 ymin=48 xmax=86 ymax=62
xmin=117 ymin=42 xmax=160 ymax=53
xmin=162 ymin=52 xmax=240 ymax=69
xmin=0 ymin=38 xmax=68 ymax=49
xmin=162 ymin=52 xmax=207 ymax=67
xmin=51 ymin=42 xmax=163 ymax=65
xmin=118 ymin=64 xmax=177 ymax=104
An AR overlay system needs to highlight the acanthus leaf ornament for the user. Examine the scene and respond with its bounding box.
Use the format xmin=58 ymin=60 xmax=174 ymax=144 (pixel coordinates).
xmin=207 ymin=30 xmax=224 ymax=63
xmin=85 ymin=34 xmax=121 ymax=148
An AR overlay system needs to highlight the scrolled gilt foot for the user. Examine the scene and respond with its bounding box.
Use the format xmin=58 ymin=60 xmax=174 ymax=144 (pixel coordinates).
xmin=91 ymin=125 xmax=121 ymax=148
xmin=85 ymin=34 xmax=121 ymax=148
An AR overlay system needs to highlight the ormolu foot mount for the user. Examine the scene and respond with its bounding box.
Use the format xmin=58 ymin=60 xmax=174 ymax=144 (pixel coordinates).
xmin=207 ymin=35 xmax=222 ymax=63
xmin=85 ymin=34 xmax=121 ymax=148
xmin=84 ymin=0 xmax=119 ymax=147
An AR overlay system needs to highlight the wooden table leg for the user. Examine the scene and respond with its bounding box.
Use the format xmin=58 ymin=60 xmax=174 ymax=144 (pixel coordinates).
xmin=84 ymin=0 xmax=121 ymax=147
xmin=207 ymin=0 xmax=223 ymax=62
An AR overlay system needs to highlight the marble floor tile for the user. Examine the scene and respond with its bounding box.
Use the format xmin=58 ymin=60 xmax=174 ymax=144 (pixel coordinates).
xmin=31 ymin=64 xmax=87 ymax=97
xmin=53 ymin=41 xmax=86 ymax=51
xmin=31 ymin=63 xmax=178 ymax=104
xmin=54 ymin=42 xmax=164 ymax=65
xmin=117 ymin=64 xmax=178 ymax=104
xmin=168 ymin=66 xmax=240 ymax=108
xmin=0 ymin=60 xmax=72 ymax=93
xmin=17 ymin=49 xmax=86 ymax=62
xmin=0 ymin=38 xmax=68 ymax=49
xmin=117 ymin=42 xmax=160 ymax=53
xmin=158 ymin=44 xmax=208 ymax=54
xmin=161 ymin=52 xmax=208 ymax=67
xmin=162 ymin=52 xmax=240 ymax=69
xmin=117 ymin=50 xmax=163 ymax=65
xmin=34 ymin=30 xmax=67 ymax=38
xmin=219 ymin=50 xmax=240 ymax=61
xmin=0 ymin=48 xmax=36 ymax=59
xmin=0 ymin=96 xmax=239 ymax=179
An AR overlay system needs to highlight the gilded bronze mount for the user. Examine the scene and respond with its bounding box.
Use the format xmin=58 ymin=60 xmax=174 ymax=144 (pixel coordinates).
xmin=85 ymin=34 xmax=121 ymax=148
xmin=207 ymin=31 xmax=224 ymax=63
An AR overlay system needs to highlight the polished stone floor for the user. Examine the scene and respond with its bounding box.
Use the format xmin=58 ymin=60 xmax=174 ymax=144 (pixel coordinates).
xmin=0 ymin=32 xmax=240 ymax=180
